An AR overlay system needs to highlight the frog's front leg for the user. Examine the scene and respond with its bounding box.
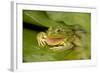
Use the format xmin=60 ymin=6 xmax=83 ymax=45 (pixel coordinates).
xmin=49 ymin=41 xmax=73 ymax=51
xmin=37 ymin=32 xmax=47 ymax=47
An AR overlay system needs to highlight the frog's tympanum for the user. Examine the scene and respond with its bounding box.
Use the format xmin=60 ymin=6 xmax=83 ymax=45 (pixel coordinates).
xmin=37 ymin=24 xmax=86 ymax=51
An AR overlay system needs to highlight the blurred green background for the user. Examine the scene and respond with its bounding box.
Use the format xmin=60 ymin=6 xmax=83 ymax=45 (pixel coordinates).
xmin=23 ymin=10 xmax=91 ymax=62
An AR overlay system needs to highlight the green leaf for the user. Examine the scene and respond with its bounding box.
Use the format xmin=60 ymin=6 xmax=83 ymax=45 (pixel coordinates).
xmin=46 ymin=11 xmax=91 ymax=32
xmin=23 ymin=10 xmax=60 ymax=28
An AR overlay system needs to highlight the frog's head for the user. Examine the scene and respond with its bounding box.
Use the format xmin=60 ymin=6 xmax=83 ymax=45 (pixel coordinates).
xmin=46 ymin=25 xmax=73 ymax=39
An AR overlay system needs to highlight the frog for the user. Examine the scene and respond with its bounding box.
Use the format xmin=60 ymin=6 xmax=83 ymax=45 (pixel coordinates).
xmin=37 ymin=24 xmax=86 ymax=51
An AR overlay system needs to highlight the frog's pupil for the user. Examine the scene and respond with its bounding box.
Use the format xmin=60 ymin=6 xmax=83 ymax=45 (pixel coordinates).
xmin=57 ymin=29 xmax=61 ymax=32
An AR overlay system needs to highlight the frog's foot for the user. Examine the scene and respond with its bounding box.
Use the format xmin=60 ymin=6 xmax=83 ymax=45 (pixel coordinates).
xmin=37 ymin=32 xmax=46 ymax=47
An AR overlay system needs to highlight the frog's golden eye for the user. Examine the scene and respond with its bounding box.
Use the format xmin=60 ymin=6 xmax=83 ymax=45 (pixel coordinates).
xmin=56 ymin=29 xmax=61 ymax=32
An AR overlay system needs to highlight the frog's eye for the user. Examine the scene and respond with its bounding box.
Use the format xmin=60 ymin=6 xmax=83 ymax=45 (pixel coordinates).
xmin=56 ymin=29 xmax=61 ymax=32
xmin=55 ymin=29 xmax=62 ymax=32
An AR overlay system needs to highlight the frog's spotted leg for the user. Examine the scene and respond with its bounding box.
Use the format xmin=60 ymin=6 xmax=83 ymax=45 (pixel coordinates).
xmin=72 ymin=35 xmax=87 ymax=59
xmin=74 ymin=47 xmax=87 ymax=59
xmin=37 ymin=32 xmax=46 ymax=47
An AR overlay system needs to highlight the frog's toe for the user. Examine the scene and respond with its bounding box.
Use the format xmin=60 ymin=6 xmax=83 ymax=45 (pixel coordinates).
xmin=37 ymin=39 xmax=45 ymax=47
xmin=37 ymin=32 xmax=46 ymax=47
xmin=40 ymin=40 xmax=46 ymax=47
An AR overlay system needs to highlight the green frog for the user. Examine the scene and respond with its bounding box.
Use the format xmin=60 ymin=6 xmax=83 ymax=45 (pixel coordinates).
xmin=37 ymin=24 xmax=86 ymax=51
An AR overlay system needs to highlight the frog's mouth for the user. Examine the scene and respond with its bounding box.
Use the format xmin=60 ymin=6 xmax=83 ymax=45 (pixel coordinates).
xmin=46 ymin=37 xmax=64 ymax=46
